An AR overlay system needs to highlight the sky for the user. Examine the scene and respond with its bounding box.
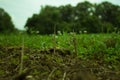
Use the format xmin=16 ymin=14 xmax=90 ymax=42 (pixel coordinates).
xmin=0 ymin=0 xmax=120 ymax=30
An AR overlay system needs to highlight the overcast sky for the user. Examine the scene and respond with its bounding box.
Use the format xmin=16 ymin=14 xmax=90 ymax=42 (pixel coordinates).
xmin=0 ymin=0 xmax=120 ymax=30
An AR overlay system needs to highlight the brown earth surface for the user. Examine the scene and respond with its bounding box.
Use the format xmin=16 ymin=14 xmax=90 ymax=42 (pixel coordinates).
xmin=0 ymin=46 xmax=120 ymax=80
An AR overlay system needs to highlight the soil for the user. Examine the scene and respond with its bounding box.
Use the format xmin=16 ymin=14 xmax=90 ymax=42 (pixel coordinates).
xmin=0 ymin=46 xmax=120 ymax=80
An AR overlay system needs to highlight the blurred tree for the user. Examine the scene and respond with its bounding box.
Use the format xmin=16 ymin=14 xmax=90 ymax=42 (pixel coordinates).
xmin=95 ymin=2 xmax=120 ymax=32
xmin=25 ymin=6 xmax=61 ymax=34
xmin=75 ymin=1 xmax=101 ymax=33
xmin=75 ymin=1 xmax=93 ymax=19
xmin=0 ymin=8 xmax=15 ymax=33
xmin=59 ymin=4 xmax=74 ymax=22
xmin=25 ymin=1 xmax=120 ymax=34
xmin=59 ymin=4 xmax=75 ymax=32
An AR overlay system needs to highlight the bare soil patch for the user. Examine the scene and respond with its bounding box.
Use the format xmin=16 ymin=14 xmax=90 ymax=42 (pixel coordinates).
xmin=0 ymin=46 xmax=120 ymax=80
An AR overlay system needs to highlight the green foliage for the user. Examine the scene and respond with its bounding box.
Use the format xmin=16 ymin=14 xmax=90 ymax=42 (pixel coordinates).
xmin=0 ymin=70 xmax=5 ymax=75
xmin=0 ymin=33 xmax=120 ymax=79
xmin=0 ymin=8 xmax=15 ymax=33
xmin=0 ymin=33 xmax=120 ymax=62
xmin=25 ymin=1 xmax=120 ymax=34
xmin=95 ymin=2 xmax=120 ymax=28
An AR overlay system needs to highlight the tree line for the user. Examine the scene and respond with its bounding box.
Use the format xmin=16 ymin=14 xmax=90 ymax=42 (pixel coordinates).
xmin=0 ymin=1 xmax=120 ymax=34
xmin=25 ymin=1 xmax=120 ymax=34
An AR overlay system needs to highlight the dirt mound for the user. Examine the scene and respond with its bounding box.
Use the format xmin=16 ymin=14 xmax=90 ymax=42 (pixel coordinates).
xmin=0 ymin=46 xmax=120 ymax=80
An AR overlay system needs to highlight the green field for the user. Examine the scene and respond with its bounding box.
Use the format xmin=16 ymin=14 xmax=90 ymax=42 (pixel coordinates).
xmin=0 ymin=33 xmax=120 ymax=80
